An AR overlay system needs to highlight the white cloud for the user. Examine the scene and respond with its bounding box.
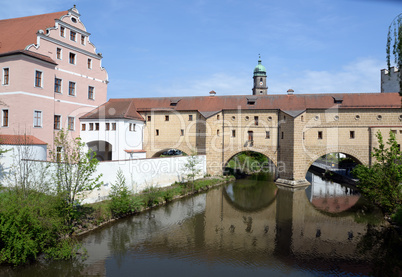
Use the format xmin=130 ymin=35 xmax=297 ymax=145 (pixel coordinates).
xmin=270 ymin=57 xmax=384 ymax=94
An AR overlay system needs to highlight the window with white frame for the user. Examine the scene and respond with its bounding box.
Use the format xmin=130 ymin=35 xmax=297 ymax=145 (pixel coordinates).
xmin=60 ymin=26 xmax=65 ymax=37
xmin=81 ymin=35 xmax=86 ymax=45
xmin=54 ymin=78 xmax=62 ymax=93
xmin=69 ymin=52 xmax=76 ymax=64
xmin=68 ymin=117 xmax=74 ymax=130
xmin=33 ymin=110 xmax=42 ymax=127
xmin=35 ymin=70 xmax=42 ymax=87
xmin=3 ymin=68 xmax=9 ymax=85
xmin=2 ymin=109 xmax=8 ymax=127
xmin=56 ymin=48 xmax=62 ymax=60
xmin=70 ymin=31 xmax=76 ymax=41
xmin=87 ymin=58 xmax=92 ymax=69
xmin=88 ymin=86 xmax=94 ymax=100
xmin=68 ymin=81 xmax=76 ymax=96
xmin=54 ymin=115 xmax=61 ymax=130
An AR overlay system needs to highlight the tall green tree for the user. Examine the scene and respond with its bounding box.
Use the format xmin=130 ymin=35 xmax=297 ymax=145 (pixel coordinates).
xmin=386 ymin=13 xmax=402 ymax=94
xmin=352 ymin=131 xmax=402 ymax=214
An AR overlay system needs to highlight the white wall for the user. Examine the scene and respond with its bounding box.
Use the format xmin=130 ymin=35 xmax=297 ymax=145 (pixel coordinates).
xmin=80 ymin=155 xmax=207 ymax=204
xmin=80 ymin=118 xmax=145 ymax=160
xmin=0 ymin=144 xmax=47 ymax=180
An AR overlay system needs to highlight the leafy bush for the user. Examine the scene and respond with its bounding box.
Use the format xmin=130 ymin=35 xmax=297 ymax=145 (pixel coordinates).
xmin=0 ymin=190 xmax=76 ymax=266
xmin=141 ymin=186 xmax=162 ymax=207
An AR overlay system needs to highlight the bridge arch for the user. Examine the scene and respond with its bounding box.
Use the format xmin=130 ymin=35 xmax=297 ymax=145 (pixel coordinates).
xmin=86 ymin=140 xmax=112 ymax=161
xmin=303 ymin=148 xmax=365 ymax=178
xmin=224 ymin=150 xmax=277 ymax=175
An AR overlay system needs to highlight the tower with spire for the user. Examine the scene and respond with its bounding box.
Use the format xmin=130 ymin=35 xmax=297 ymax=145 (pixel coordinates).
xmin=252 ymin=56 xmax=268 ymax=95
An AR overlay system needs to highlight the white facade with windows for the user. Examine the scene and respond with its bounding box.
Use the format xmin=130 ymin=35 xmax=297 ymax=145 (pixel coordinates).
xmin=79 ymin=118 xmax=146 ymax=161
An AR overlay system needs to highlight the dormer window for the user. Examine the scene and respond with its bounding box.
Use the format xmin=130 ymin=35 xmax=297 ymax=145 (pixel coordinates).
xmin=247 ymin=96 xmax=257 ymax=105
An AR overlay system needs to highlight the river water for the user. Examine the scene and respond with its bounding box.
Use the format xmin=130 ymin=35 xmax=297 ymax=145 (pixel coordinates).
xmin=2 ymin=171 xmax=401 ymax=276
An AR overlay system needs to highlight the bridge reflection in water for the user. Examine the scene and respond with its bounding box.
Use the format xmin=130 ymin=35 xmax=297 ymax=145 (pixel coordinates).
xmin=8 ymin=172 xmax=398 ymax=276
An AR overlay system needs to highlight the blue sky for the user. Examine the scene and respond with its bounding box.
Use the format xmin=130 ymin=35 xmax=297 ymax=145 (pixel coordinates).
xmin=1 ymin=0 xmax=401 ymax=99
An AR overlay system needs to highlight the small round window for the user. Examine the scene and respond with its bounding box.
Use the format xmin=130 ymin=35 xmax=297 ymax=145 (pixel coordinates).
xmin=377 ymin=115 xmax=382 ymax=120
xmin=399 ymin=115 xmax=402 ymax=121
xmin=267 ymin=116 xmax=272 ymax=121
xmin=245 ymin=116 xmax=249 ymax=121
xmin=71 ymin=17 xmax=77 ymax=23
xmin=334 ymin=115 xmax=339 ymax=121
xmin=231 ymin=116 xmax=235 ymax=121
xmin=355 ymin=115 xmax=360 ymax=120
xmin=314 ymin=115 xmax=319 ymax=121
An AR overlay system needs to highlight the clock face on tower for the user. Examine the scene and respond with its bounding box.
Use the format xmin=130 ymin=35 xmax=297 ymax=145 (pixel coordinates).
xmin=259 ymin=81 xmax=263 ymax=86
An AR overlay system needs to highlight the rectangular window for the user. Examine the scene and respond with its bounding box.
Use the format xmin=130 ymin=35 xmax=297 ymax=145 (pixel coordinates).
xmin=70 ymin=31 xmax=76 ymax=41
xmin=81 ymin=124 xmax=86 ymax=131
xmin=56 ymin=48 xmax=62 ymax=60
xmin=266 ymin=131 xmax=270 ymax=139
xmin=129 ymin=123 xmax=136 ymax=131
xmin=3 ymin=68 xmax=9 ymax=85
xmin=95 ymin=123 xmax=99 ymax=131
xmin=301 ymin=115 xmax=304 ymax=122
xmin=248 ymin=131 xmax=254 ymax=141
xmin=350 ymin=131 xmax=355 ymax=139
xmin=68 ymin=117 xmax=74 ymax=131
xmin=54 ymin=78 xmax=62 ymax=93
xmin=281 ymin=132 xmax=284 ymax=139
xmin=81 ymin=35 xmax=86 ymax=45
xmin=112 ymin=123 xmax=116 ymax=131
xmin=88 ymin=86 xmax=94 ymax=99
xmin=33 ymin=110 xmax=42 ymax=127
xmin=69 ymin=81 xmax=76 ymax=96
xmin=303 ymin=132 xmax=305 ymax=140
xmin=189 ymin=115 xmax=193 ymax=121
xmin=89 ymin=123 xmax=94 ymax=131
xmin=217 ymin=115 xmax=220 ymax=120
xmin=156 ymin=129 xmax=159 ymax=136
xmin=254 ymin=116 xmax=259 ymax=126
xmin=69 ymin=53 xmax=76 ymax=64
xmin=35 ymin=70 xmax=42 ymax=87
xmin=318 ymin=131 xmax=323 ymax=140
xmin=217 ymin=129 xmax=220 ymax=136
xmin=2 ymin=109 xmax=8 ymax=127
xmin=87 ymin=58 xmax=92 ymax=69
xmin=56 ymin=146 xmax=62 ymax=163
xmin=60 ymin=26 xmax=65 ymax=37
xmin=165 ymin=115 xmax=169 ymax=121
xmin=232 ymin=130 xmax=236 ymax=137
xmin=147 ymin=116 xmax=151 ymax=121
xmin=54 ymin=115 xmax=61 ymax=130
xmin=181 ymin=129 xmax=184 ymax=136
xmin=105 ymin=123 xmax=110 ymax=131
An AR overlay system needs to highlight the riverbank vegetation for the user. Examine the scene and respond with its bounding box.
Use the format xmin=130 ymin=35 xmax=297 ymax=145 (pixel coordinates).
xmin=0 ymin=172 xmax=232 ymax=266
xmin=352 ymin=131 xmax=402 ymax=225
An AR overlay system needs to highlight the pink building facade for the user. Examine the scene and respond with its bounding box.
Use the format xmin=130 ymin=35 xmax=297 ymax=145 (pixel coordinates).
xmin=0 ymin=6 xmax=108 ymax=151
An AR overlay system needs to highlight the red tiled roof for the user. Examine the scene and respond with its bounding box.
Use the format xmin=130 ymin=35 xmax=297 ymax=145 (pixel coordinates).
xmin=0 ymin=50 xmax=57 ymax=65
xmin=81 ymin=93 xmax=402 ymax=120
xmin=0 ymin=135 xmax=47 ymax=145
xmin=0 ymin=10 xmax=68 ymax=53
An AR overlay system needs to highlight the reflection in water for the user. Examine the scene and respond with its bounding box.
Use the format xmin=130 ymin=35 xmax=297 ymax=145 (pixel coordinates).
xmin=306 ymin=171 xmax=360 ymax=213
xmin=2 ymin=173 xmax=401 ymax=277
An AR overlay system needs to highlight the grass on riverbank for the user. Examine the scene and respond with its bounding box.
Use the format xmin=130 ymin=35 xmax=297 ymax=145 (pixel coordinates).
xmin=0 ymin=176 xmax=233 ymax=266
xmin=73 ymin=176 xmax=234 ymax=234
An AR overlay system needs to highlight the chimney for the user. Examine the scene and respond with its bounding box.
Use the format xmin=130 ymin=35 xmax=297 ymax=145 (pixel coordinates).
xmin=209 ymin=90 xmax=216 ymax=96
xmin=287 ymin=89 xmax=294 ymax=95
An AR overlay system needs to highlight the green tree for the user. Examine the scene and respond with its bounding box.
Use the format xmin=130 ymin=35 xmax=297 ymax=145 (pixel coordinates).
xmin=386 ymin=13 xmax=402 ymax=94
xmin=49 ymin=129 xmax=102 ymax=223
xmin=352 ymin=131 xmax=402 ymax=214
xmin=183 ymin=151 xmax=201 ymax=190
xmin=109 ymin=168 xmax=140 ymax=217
